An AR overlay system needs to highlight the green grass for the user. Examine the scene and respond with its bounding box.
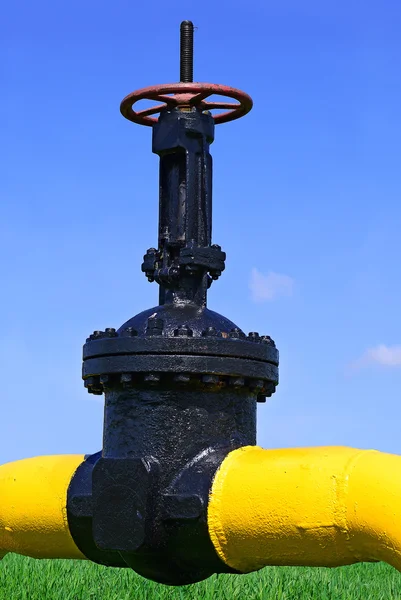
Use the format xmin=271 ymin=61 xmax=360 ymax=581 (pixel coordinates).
xmin=1 ymin=554 xmax=401 ymax=599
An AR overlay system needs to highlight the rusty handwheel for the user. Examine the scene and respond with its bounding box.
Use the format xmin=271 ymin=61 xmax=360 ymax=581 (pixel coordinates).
xmin=120 ymin=82 xmax=253 ymax=126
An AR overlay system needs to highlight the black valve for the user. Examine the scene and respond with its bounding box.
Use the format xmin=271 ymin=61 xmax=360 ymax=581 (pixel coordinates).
xmin=67 ymin=20 xmax=279 ymax=586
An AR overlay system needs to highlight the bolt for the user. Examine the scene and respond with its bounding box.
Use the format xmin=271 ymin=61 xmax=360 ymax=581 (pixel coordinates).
xmin=180 ymin=20 xmax=194 ymax=83
xmin=173 ymin=373 xmax=191 ymax=383
xmin=84 ymin=376 xmax=102 ymax=395
xmin=229 ymin=328 xmax=245 ymax=339
xmin=124 ymin=327 xmax=138 ymax=337
xmin=264 ymin=382 xmax=276 ymax=396
xmin=174 ymin=325 xmax=193 ymax=337
xmin=91 ymin=389 xmax=103 ymax=396
xmin=210 ymin=270 xmax=221 ymax=280
xmin=91 ymin=330 xmax=104 ymax=340
xmin=248 ymin=332 xmax=260 ymax=341
xmin=202 ymin=326 xmax=220 ymax=337
xmin=250 ymin=379 xmax=264 ymax=391
xmin=105 ymin=328 xmax=117 ymax=337
xmin=146 ymin=316 xmax=164 ymax=336
xmin=202 ymin=374 xmax=220 ymax=385
xmin=229 ymin=377 xmax=245 ymax=387
xmin=261 ymin=335 xmax=275 ymax=346
xmin=144 ymin=373 xmax=160 ymax=384
xmin=84 ymin=376 xmax=97 ymax=388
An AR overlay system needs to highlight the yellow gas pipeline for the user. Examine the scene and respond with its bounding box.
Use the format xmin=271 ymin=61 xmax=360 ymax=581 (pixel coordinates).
xmin=0 ymin=454 xmax=86 ymax=559
xmin=3 ymin=446 xmax=401 ymax=578
xmin=208 ymin=445 xmax=401 ymax=574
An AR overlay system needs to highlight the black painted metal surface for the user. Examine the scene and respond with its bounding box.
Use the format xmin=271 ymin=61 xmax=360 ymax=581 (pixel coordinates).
xmin=67 ymin=20 xmax=279 ymax=586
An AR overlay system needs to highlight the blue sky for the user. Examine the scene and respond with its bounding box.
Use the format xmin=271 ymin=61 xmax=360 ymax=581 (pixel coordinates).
xmin=2 ymin=1 xmax=401 ymax=465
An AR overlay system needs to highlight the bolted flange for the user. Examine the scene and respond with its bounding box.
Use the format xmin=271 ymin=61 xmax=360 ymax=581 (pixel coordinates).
xmin=82 ymin=307 xmax=278 ymax=400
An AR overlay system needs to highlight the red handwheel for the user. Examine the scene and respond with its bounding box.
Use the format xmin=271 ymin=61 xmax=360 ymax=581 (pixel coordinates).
xmin=120 ymin=82 xmax=253 ymax=127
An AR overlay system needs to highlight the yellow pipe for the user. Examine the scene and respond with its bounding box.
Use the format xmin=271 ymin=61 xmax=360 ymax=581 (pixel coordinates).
xmin=0 ymin=454 xmax=87 ymax=560
xmin=208 ymin=445 xmax=401 ymax=574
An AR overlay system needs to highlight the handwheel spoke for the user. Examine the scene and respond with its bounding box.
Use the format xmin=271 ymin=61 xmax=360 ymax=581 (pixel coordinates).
xmin=188 ymin=90 xmax=213 ymax=104
xmin=154 ymin=94 xmax=180 ymax=105
xmin=202 ymin=101 xmax=241 ymax=111
xmin=136 ymin=103 xmax=167 ymax=117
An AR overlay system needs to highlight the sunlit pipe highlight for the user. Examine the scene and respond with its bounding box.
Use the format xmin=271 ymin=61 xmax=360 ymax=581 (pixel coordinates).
xmin=208 ymin=445 xmax=401 ymax=574
xmin=0 ymin=455 xmax=86 ymax=560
